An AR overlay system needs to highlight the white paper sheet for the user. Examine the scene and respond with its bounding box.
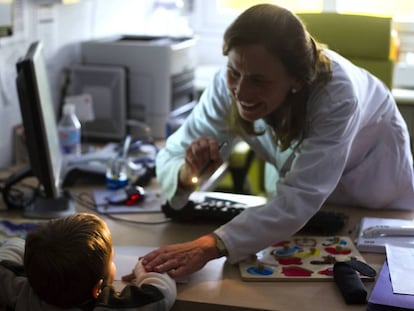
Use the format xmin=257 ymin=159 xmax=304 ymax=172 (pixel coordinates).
xmin=113 ymin=246 xmax=156 ymax=280
xmin=385 ymin=243 xmax=414 ymax=295
xmin=113 ymin=246 xmax=188 ymax=283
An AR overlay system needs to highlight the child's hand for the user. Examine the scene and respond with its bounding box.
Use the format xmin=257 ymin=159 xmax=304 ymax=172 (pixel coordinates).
xmin=121 ymin=270 xmax=135 ymax=282
xmin=122 ymin=258 xmax=146 ymax=282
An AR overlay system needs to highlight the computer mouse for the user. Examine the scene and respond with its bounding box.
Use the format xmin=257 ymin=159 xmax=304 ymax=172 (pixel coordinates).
xmin=107 ymin=186 xmax=145 ymax=206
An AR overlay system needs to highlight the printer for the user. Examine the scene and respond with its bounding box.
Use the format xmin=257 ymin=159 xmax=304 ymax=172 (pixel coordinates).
xmin=79 ymin=35 xmax=197 ymax=139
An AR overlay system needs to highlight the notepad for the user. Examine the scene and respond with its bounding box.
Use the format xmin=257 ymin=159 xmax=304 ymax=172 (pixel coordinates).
xmin=356 ymin=217 xmax=414 ymax=253
xmin=385 ymin=243 xmax=414 ymax=295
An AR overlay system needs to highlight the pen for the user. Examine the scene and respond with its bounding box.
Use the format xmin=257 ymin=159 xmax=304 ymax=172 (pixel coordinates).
xmin=191 ymin=141 xmax=228 ymax=184
xmin=121 ymin=135 xmax=131 ymax=160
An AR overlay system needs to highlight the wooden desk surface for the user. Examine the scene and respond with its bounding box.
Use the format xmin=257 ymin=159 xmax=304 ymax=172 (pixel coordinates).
xmin=1 ymin=179 xmax=413 ymax=311
xmin=103 ymin=202 xmax=412 ymax=311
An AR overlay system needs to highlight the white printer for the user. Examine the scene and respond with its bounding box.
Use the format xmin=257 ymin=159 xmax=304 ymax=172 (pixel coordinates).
xmin=80 ymin=35 xmax=197 ymax=139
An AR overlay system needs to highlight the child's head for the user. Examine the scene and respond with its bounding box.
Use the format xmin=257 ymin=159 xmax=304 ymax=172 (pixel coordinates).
xmin=24 ymin=213 xmax=115 ymax=308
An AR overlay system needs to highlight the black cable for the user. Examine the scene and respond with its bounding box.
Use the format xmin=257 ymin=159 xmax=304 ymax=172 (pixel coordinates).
xmin=104 ymin=213 xmax=172 ymax=225
xmin=72 ymin=191 xmax=99 ymax=211
xmin=58 ymin=67 xmax=71 ymax=120
xmin=133 ymin=165 xmax=156 ymax=187
xmin=71 ymin=191 xmax=171 ymax=225
xmin=2 ymin=167 xmax=39 ymax=210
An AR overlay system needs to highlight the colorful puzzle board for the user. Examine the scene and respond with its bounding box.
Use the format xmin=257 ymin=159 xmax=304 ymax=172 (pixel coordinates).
xmin=239 ymin=236 xmax=373 ymax=282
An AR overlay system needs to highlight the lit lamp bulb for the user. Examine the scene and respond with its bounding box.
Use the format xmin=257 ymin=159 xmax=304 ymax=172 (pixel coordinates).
xmin=190 ymin=141 xmax=227 ymax=185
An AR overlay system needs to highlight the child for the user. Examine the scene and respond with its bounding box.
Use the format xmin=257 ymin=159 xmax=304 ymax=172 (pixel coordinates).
xmin=0 ymin=213 xmax=176 ymax=310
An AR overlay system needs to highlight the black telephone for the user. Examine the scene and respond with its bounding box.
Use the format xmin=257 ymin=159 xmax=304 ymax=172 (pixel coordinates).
xmin=161 ymin=192 xmax=348 ymax=234
xmin=162 ymin=196 xmax=249 ymax=224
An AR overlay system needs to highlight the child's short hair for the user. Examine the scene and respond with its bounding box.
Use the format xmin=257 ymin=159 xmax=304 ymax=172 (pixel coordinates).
xmin=24 ymin=213 xmax=113 ymax=308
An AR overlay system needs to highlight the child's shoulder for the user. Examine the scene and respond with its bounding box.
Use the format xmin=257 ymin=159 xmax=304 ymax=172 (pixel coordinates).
xmin=96 ymin=284 xmax=168 ymax=310
xmin=0 ymin=265 xmax=74 ymax=311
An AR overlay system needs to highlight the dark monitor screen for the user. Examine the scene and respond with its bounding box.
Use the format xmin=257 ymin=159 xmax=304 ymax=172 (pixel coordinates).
xmin=16 ymin=41 xmax=62 ymax=198
xmin=7 ymin=41 xmax=75 ymax=218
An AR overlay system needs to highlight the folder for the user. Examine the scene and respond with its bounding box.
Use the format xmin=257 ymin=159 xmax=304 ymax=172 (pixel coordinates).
xmin=367 ymin=261 xmax=414 ymax=311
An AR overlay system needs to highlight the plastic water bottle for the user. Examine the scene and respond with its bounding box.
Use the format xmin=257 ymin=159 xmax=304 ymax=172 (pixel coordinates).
xmin=58 ymin=103 xmax=81 ymax=156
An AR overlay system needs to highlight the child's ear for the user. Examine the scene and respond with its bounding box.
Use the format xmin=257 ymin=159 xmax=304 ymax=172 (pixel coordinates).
xmin=92 ymin=279 xmax=104 ymax=299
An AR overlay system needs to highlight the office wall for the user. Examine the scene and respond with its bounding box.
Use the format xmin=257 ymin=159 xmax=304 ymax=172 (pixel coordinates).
xmin=0 ymin=0 xmax=155 ymax=168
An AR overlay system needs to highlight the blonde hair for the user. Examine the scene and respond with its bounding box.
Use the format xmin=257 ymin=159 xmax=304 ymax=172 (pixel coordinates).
xmin=223 ymin=4 xmax=332 ymax=150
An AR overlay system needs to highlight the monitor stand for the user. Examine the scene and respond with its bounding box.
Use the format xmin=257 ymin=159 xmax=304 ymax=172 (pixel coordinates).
xmin=23 ymin=191 xmax=76 ymax=219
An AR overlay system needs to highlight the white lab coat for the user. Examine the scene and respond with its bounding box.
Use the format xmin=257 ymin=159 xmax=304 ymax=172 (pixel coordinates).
xmin=156 ymin=50 xmax=414 ymax=263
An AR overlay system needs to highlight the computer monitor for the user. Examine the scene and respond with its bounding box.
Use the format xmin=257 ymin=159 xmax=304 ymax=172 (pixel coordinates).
xmin=2 ymin=41 xmax=75 ymax=218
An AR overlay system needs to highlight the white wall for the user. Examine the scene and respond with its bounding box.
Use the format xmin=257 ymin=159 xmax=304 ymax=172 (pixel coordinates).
xmin=0 ymin=0 xmax=155 ymax=168
xmin=188 ymin=0 xmax=227 ymax=67
xmin=4 ymin=0 xmax=411 ymax=169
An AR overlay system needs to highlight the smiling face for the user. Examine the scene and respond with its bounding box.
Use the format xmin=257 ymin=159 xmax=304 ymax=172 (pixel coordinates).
xmin=226 ymin=44 xmax=299 ymax=122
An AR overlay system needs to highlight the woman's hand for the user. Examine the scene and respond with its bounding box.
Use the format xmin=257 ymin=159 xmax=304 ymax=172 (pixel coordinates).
xmin=179 ymin=137 xmax=224 ymax=188
xmin=141 ymin=235 xmax=220 ymax=278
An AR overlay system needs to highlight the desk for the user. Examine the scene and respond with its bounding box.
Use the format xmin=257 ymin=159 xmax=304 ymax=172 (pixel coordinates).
xmin=103 ymin=203 xmax=412 ymax=311
xmin=1 ymin=179 xmax=414 ymax=311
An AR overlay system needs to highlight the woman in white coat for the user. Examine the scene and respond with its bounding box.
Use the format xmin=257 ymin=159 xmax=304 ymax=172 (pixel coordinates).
xmin=142 ymin=4 xmax=414 ymax=277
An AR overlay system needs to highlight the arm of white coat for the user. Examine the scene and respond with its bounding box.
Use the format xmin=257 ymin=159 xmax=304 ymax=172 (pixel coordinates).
xmin=156 ymin=67 xmax=235 ymax=208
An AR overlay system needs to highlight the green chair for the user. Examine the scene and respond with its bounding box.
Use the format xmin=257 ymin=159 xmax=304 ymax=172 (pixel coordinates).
xmin=214 ymin=141 xmax=258 ymax=194
xmin=298 ymin=12 xmax=397 ymax=89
